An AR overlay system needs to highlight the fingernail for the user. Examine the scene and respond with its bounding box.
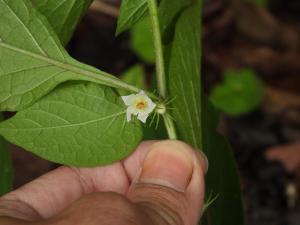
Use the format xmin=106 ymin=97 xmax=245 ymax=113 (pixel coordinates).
xmin=138 ymin=141 xmax=194 ymax=192
xmin=198 ymin=150 xmax=209 ymax=174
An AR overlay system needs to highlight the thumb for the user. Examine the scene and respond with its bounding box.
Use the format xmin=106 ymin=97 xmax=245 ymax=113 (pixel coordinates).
xmin=127 ymin=140 xmax=207 ymax=225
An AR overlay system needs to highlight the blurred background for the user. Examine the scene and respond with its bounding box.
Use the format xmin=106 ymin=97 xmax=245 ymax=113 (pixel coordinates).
xmin=6 ymin=0 xmax=300 ymax=224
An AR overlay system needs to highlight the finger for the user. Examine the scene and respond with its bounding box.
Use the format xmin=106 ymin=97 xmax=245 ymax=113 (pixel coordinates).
xmin=122 ymin=140 xmax=158 ymax=180
xmin=0 ymin=162 xmax=129 ymax=220
xmin=127 ymin=140 xmax=207 ymax=225
xmin=0 ymin=141 xmax=158 ymax=221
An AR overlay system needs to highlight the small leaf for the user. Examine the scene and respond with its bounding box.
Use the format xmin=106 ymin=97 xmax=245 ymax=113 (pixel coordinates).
xmin=0 ymin=82 xmax=142 ymax=166
xmin=35 ymin=0 xmax=94 ymax=45
xmin=119 ymin=64 xmax=146 ymax=95
xmin=0 ymin=0 xmax=133 ymax=111
xmin=211 ymin=69 xmax=263 ymax=116
xmin=0 ymin=113 xmax=13 ymax=196
xmin=116 ymin=0 xmax=148 ymax=35
xmin=130 ymin=17 xmax=155 ymax=63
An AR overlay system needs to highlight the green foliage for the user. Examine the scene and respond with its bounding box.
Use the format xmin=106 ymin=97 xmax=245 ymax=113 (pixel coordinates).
xmin=0 ymin=114 xmax=13 ymax=196
xmin=202 ymin=98 xmax=244 ymax=225
xmin=130 ymin=18 xmax=155 ymax=63
xmin=0 ymin=0 xmax=142 ymax=166
xmin=211 ymin=69 xmax=263 ymax=116
xmin=0 ymin=1 xmax=245 ymax=223
xmin=166 ymin=1 xmax=202 ymax=148
xmin=119 ymin=65 xmax=146 ymax=95
xmin=163 ymin=0 xmax=244 ymax=224
xmin=0 ymin=0 xmax=137 ymax=112
xmin=0 ymin=83 xmax=142 ymax=166
xmin=158 ymin=0 xmax=192 ymax=40
xmin=35 ymin=0 xmax=94 ymax=45
xmin=116 ymin=0 xmax=148 ymax=35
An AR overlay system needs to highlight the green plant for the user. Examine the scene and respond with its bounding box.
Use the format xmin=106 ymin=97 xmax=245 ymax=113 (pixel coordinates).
xmin=0 ymin=0 xmax=244 ymax=224
xmin=130 ymin=17 xmax=155 ymax=63
xmin=211 ymin=69 xmax=264 ymax=116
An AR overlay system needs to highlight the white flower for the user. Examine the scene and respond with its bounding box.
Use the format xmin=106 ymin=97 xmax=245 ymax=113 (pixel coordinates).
xmin=121 ymin=91 xmax=156 ymax=123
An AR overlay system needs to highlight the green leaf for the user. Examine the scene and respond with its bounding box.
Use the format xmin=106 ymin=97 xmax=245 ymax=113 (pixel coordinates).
xmin=159 ymin=0 xmax=192 ymax=41
xmin=116 ymin=0 xmax=148 ymax=35
xmin=35 ymin=0 xmax=94 ymax=45
xmin=202 ymin=98 xmax=244 ymax=225
xmin=0 ymin=82 xmax=142 ymax=166
xmin=167 ymin=3 xmax=202 ymax=148
xmin=119 ymin=64 xmax=146 ymax=95
xmin=130 ymin=17 xmax=155 ymax=63
xmin=0 ymin=0 xmax=138 ymax=111
xmin=211 ymin=69 xmax=263 ymax=116
xmin=0 ymin=113 xmax=13 ymax=196
xmin=165 ymin=1 xmax=244 ymax=225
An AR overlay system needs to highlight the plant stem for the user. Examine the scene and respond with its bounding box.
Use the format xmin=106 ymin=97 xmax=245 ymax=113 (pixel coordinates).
xmin=162 ymin=114 xmax=177 ymax=139
xmin=148 ymin=0 xmax=166 ymax=98
xmin=148 ymin=0 xmax=178 ymax=139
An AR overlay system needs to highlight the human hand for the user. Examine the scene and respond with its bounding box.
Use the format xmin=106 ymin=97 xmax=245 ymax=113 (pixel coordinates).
xmin=0 ymin=140 xmax=208 ymax=225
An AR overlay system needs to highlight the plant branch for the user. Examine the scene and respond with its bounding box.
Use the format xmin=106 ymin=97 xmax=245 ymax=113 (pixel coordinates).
xmin=148 ymin=0 xmax=177 ymax=139
xmin=162 ymin=114 xmax=177 ymax=139
xmin=148 ymin=0 xmax=166 ymax=98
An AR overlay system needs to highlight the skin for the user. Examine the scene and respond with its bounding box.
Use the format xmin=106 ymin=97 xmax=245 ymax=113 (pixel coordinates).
xmin=0 ymin=140 xmax=207 ymax=225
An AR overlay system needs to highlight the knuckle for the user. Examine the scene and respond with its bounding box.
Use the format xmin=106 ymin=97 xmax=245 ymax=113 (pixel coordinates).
xmin=130 ymin=184 xmax=189 ymax=225
xmin=52 ymin=193 xmax=144 ymax=225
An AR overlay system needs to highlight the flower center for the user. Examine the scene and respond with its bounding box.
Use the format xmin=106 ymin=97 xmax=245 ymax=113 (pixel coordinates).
xmin=136 ymin=101 xmax=146 ymax=109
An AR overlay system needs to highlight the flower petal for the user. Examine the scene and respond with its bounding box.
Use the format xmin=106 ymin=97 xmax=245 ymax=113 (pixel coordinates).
xmin=148 ymin=101 xmax=156 ymax=113
xmin=137 ymin=112 xmax=149 ymax=123
xmin=121 ymin=94 xmax=136 ymax=106
xmin=139 ymin=90 xmax=145 ymax=95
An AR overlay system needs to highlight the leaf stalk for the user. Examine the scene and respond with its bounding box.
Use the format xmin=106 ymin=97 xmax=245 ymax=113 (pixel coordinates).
xmin=148 ymin=0 xmax=178 ymax=140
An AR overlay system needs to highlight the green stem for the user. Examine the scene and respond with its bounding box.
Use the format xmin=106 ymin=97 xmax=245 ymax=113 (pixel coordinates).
xmin=148 ymin=0 xmax=166 ymax=98
xmin=148 ymin=0 xmax=178 ymax=140
xmin=162 ymin=114 xmax=177 ymax=139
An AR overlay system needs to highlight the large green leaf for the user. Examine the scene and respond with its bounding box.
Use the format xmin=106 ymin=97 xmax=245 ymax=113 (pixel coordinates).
xmin=167 ymin=3 xmax=202 ymax=148
xmin=0 ymin=113 xmax=13 ymax=196
xmin=116 ymin=0 xmax=148 ymax=35
xmin=35 ymin=0 xmax=94 ymax=45
xmin=159 ymin=0 xmax=192 ymax=41
xmin=0 ymin=82 xmax=142 ymax=166
xmin=202 ymin=98 xmax=244 ymax=225
xmin=0 ymin=0 xmax=135 ymax=111
xmin=165 ymin=1 xmax=244 ymax=225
